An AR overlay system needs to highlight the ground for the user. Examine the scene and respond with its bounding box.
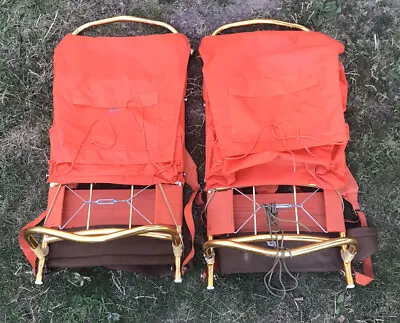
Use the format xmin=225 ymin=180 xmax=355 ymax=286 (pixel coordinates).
xmin=0 ymin=0 xmax=399 ymax=322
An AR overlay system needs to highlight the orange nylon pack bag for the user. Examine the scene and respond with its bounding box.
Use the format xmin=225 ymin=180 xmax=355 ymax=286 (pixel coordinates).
xmin=19 ymin=16 xmax=198 ymax=285
xmin=200 ymin=19 xmax=377 ymax=292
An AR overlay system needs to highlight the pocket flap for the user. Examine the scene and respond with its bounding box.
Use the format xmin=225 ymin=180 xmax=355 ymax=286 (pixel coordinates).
xmin=229 ymin=70 xmax=319 ymax=98
xmin=72 ymin=78 xmax=158 ymax=108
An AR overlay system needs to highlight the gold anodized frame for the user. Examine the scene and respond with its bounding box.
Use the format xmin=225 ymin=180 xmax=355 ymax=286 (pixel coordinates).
xmin=203 ymin=233 xmax=358 ymax=290
xmin=25 ymin=224 xmax=183 ymax=284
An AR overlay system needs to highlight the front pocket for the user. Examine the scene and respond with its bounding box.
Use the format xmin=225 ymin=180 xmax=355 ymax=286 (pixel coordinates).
xmin=228 ymin=70 xmax=324 ymax=152
xmin=55 ymin=78 xmax=160 ymax=165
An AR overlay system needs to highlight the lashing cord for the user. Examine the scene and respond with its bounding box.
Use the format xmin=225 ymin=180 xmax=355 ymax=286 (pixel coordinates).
xmin=262 ymin=203 xmax=311 ymax=298
xmin=223 ymin=121 xmax=346 ymax=179
xmin=57 ymin=100 xmax=173 ymax=182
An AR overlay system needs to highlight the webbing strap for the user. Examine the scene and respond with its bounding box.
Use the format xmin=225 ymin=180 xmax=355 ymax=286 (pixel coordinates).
xmin=18 ymin=210 xmax=48 ymax=274
xmin=354 ymin=210 xmax=374 ymax=285
xmin=183 ymin=149 xmax=199 ymax=191
xmin=181 ymin=150 xmax=200 ymax=270
xmin=182 ymin=189 xmax=198 ymax=270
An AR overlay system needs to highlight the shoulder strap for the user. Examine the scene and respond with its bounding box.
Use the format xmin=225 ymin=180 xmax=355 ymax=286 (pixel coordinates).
xmin=181 ymin=150 xmax=200 ymax=271
xmin=18 ymin=210 xmax=48 ymax=274
xmin=353 ymin=210 xmax=375 ymax=285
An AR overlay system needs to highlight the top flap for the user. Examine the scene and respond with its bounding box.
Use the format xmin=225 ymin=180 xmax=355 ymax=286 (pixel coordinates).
xmin=49 ymin=33 xmax=190 ymax=184
xmin=200 ymin=31 xmax=349 ymax=158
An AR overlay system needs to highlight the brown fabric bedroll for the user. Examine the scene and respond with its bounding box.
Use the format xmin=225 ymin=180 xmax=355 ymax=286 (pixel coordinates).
xmin=47 ymin=236 xmax=174 ymax=276
xmin=46 ymin=227 xmax=193 ymax=277
xmin=217 ymin=227 xmax=377 ymax=274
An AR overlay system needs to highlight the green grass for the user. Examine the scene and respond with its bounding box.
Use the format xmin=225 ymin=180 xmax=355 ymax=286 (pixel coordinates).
xmin=1 ymin=0 xmax=400 ymax=321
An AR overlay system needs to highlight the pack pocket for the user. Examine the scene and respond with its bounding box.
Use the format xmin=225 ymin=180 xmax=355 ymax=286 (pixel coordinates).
xmin=228 ymin=70 xmax=322 ymax=151
xmin=56 ymin=78 xmax=160 ymax=165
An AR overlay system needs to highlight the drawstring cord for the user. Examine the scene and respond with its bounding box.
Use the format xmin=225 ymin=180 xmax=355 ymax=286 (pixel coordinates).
xmin=124 ymin=99 xmax=174 ymax=182
xmin=262 ymin=202 xmax=311 ymax=298
xmin=57 ymin=99 xmax=176 ymax=182
xmin=56 ymin=118 xmax=116 ymax=175
xmin=223 ymin=120 xmax=346 ymax=175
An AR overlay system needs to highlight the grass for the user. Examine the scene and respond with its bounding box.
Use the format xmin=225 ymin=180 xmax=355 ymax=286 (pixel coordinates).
xmin=0 ymin=0 xmax=399 ymax=321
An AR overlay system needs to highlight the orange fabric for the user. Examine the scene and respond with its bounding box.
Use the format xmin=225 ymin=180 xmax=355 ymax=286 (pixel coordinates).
xmin=184 ymin=149 xmax=200 ymax=191
xmin=20 ymin=32 xmax=199 ymax=274
xmin=42 ymin=185 xmax=65 ymax=228
xmin=19 ymin=211 xmax=47 ymax=273
xmin=19 ymin=185 xmax=64 ymax=272
xmin=155 ymin=184 xmax=184 ymax=226
xmin=355 ymin=257 xmax=374 ymax=286
xmin=323 ymin=190 xmax=346 ymax=232
xmin=200 ymin=30 xmax=374 ymax=284
xmin=49 ymin=33 xmax=191 ymax=185
xmin=207 ymin=190 xmax=343 ymax=235
xmin=42 ymin=187 xmax=183 ymax=229
xmin=207 ymin=190 xmax=234 ymax=235
xmin=182 ymin=189 xmax=198 ymax=271
xmin=20 ymin=185 xmax=187 ymax=274
xmin=354 ymin=210 xmax=375 ymax=285
xmin=341 ymin=171 xmax=374 ymax=285
xmin=340 ymin=167 xmax=361 ymax=209
xmin=200 ymin=31 xmax=349 ymax=190
xmin=181 ymin=150 xmax=200 ymax=269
